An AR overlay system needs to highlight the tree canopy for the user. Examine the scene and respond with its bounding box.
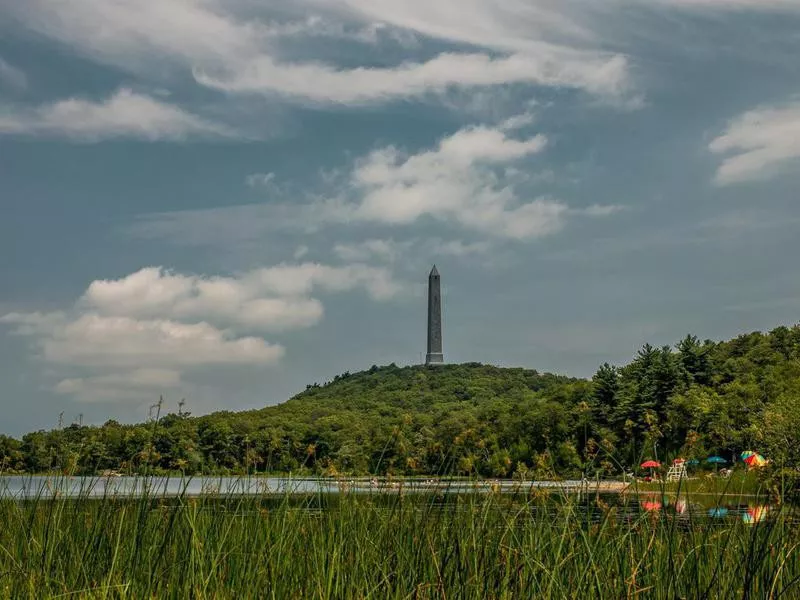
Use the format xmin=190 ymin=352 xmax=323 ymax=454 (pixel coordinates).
xmin=3 ymin=324 xmax=800 ymax=486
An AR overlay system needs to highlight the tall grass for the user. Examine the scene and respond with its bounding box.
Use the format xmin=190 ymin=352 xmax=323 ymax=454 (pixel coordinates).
xmin=0 ymin=478 xmax=798 ymax=599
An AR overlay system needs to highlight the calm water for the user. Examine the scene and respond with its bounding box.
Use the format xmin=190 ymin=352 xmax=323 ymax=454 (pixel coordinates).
xmin=0 ymin=476 xmax=783 ymax=525
xmin=0 ymin=475 xmax=586 ymax=499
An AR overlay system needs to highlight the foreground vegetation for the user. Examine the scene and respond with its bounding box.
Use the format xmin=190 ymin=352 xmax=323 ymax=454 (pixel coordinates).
xmin=0 ymin=482 xmax=797 ymax=599
xmin=2 ymin=324 xmax=800 ymax=496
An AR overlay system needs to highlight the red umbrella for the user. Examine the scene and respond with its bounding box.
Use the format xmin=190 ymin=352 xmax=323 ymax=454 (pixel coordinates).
xmin=640 ymin=460 xmax=661 ymax=468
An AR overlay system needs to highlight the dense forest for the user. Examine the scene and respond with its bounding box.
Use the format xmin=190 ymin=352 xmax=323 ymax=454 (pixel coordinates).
xmin=2 ymin=325 xmax=800 ymax=489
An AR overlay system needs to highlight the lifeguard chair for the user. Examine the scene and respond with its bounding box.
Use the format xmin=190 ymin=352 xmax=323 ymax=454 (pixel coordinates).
xmin=666 ymin=458 xmax=688 ymax=482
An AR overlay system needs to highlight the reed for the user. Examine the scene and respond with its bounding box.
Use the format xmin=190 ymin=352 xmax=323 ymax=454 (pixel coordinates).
xmin=0 ymin=477 xmax=797 ymax=599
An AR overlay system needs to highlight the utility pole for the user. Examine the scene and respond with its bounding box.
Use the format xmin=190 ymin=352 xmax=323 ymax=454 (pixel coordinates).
xmin=78 ymin=413 xmax=83 ymax=427
xmin=58 ymin=412 xmax=64 ymax=429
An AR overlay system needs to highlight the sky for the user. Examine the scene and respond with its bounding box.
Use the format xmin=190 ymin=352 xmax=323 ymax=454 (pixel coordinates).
xmin=1 ymin=0 xmax=800 ymax=436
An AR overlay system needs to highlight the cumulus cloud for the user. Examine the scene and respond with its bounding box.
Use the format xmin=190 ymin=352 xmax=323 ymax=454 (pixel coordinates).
xmin=81 ymin=268 xmax=323 ymax=332
xmin=1 ymin=261 xmax=404 ymax=402
xmin=131 ymin=123 xmax=621 ymax=243
xmin=349 ymin=126 xmax=566 ymax=238
xmin=0 ymin=88 xmax=237 ymax=141
xmin=42 ymin=315 xmax=284 ymax=368
xmin=244 ymin=263 xmax=404 ymax=300
xmin=345 ymin=125 xmax=620 ymax=238
xmin=2 ymin=0 xmax=634 ymax=106
xmin=710 ymin=101 xmax=800 ymax=185
xmin=3 ymin=310 xmax=284 ymax=371
xmin=82 ymin=263 xmax=403 ymax=329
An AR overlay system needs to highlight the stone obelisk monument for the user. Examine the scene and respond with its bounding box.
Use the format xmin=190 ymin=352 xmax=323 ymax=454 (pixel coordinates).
xmin=425 ymin=265 xmax=444 ymax=365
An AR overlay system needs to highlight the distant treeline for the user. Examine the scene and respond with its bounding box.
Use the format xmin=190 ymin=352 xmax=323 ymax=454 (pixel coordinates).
xmin=2 ymin=325 xmax=800 ymax=489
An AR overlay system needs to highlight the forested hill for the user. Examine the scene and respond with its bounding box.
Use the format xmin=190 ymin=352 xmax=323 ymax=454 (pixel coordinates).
xmin=2 ymin=325 xmax=800 ymax=482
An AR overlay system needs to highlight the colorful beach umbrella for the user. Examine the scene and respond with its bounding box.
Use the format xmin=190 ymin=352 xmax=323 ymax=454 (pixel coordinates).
xmin=708 ymin=507 xmax=729 ymax=518
xmin=640 ymin=460 xmax=661 ymax=468
xmin=706 ymin=456 xmax=727 ymax=464
xmin=743 ymin=453 xmax=767 ymax=468
xmin=740 ymin=450 xmax=756 ymax=460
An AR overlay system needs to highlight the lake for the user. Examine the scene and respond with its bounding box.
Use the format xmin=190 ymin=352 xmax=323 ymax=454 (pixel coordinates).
xmin=0 ymin=475 xmax=600 ymax=498
xmin=0 ymin=475 xmax=784 ymax=526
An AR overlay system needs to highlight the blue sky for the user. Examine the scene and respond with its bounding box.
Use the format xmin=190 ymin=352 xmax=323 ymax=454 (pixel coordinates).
xmin=1 ymin=0 xmax=799 ymax=435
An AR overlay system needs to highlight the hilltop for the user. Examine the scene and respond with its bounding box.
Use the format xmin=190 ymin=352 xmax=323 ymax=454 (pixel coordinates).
xmin=2 ymin=325 xmax=800 ymax=487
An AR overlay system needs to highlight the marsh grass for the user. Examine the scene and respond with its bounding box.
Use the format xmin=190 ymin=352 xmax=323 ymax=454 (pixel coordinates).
xmin=0 ymin=477 xmax=798 ymax=599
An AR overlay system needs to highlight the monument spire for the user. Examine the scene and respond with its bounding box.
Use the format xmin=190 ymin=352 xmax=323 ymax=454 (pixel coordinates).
xmin=425 ymin=265 xmax=444 ymax=365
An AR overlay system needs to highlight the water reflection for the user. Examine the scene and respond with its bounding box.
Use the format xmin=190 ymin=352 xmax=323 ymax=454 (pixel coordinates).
xmin=0 ymin=476 xmax=786 ymax=527
xmin=743 ymin=505 xmax=769 ymax=524
xmin=0 ymin=475 xmax=596 ymax=499
xmin=633 ymin=492 xmax=780 ymax=525
xmin=641 ymin=499 xmax=662 ymax=512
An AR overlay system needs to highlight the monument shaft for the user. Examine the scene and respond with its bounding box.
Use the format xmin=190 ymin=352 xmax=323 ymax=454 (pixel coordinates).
xmin=426 ymin=265 xmax=444 ymax=365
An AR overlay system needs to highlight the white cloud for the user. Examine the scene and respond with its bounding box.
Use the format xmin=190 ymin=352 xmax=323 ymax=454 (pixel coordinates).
xmin=4 ymin=0 xmax=634 ymax=105
xmin=27 ymin=314 xmax=284 ymax=369
xmin=499 ymin=112 xmax=537 ymax=132
xmin=244 ymin=263 xmax=404 ymax=300
xmin=257 ymin=15 xmax=419 ymax=47
xmin=315 ymin=0 xmax=597 ymax=51
xmin=131 ymin=123 xmax=621 ymax=243
xmin=0 ymin=57 xmax=27 ymax=90
xmin=710 ymin=101 xmax=800 ymax=185
xmin=0 ymin=88 xmax=237 ymax=141
xmin=4 ymin=0 xmax=255 ymax=71
xmin=348 ymin=126 xmax=568 ymax=238
xmin=82 ymin=263 xmax=402 ymax=330
xmin=3 ymin=310 xmax=284 ymax=403
xmin=194 ymin=51 xmax=631 ymax=104
xmin=2 ymin=260 xmax=405 ymax=402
